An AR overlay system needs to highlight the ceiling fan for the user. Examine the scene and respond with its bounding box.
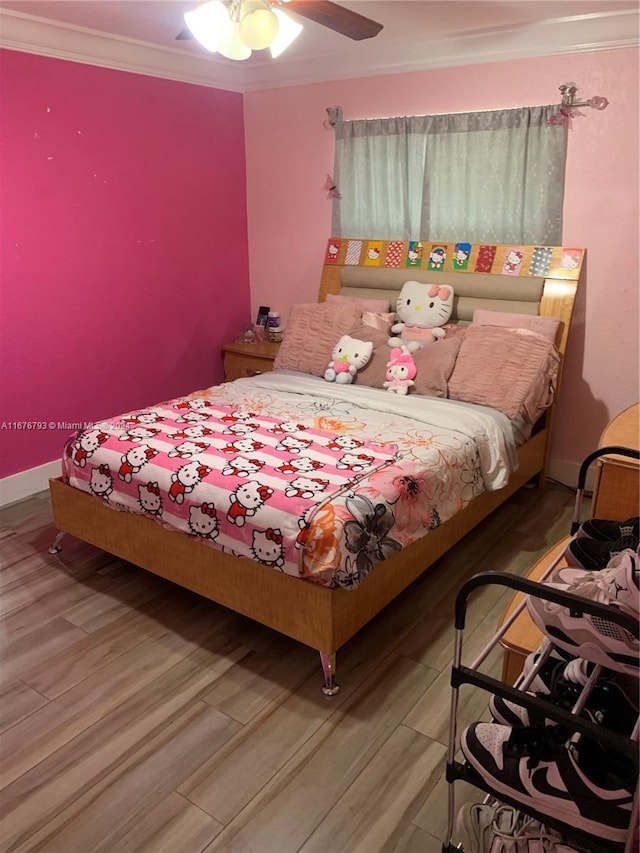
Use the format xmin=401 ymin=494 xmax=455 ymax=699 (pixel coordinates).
xmin=177 ymin=0 xmax=384 ymax=61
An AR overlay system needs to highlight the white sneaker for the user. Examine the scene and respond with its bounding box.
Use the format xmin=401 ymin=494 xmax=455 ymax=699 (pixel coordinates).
xmin=526 ymin=549 xmax=639 ymax=675
xmin=455 ymin=800 xmax=579 ymax=852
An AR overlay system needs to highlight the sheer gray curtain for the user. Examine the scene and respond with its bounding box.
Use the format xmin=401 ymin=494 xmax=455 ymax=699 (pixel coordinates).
xmin=332 ymin=106 xmax=567 ymax=244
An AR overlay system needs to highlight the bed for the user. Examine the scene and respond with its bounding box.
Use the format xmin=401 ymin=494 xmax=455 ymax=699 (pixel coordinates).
xmin=48 ymin=238 xmax=583 ymax=693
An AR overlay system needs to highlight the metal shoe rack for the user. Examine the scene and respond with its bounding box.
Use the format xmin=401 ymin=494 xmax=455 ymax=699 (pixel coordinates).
xmin=442 ymin=446 xmax=640 ymax=853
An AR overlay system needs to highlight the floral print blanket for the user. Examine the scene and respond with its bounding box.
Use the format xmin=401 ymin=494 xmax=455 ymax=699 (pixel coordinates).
xmin=62 ymin=371 xmax=517 ymax=589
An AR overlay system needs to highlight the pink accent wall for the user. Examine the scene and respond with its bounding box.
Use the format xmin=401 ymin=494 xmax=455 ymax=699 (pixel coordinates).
xmin=0 ymin=50 xmax=250 ymax=478
xmin=244 ymin=48 xmax=639 ymax=470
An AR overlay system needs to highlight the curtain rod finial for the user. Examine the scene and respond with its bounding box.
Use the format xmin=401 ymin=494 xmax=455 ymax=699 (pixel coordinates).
xmin=558 ymin=82 xmax=609 ymax=112
xmin=589 ymin=95 xmax=609 ymax=111
xmin=324 ymin=106 xmax=343 ymax=129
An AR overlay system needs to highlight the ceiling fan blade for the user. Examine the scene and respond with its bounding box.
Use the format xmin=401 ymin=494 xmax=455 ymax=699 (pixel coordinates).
xmin=279 ymin=1 xmax=383 ymax=40
xmin=176 ymin=1 xmax=383 ymax=43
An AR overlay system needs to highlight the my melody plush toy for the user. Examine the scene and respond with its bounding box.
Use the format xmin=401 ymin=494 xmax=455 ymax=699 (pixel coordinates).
xmin=383 ymin=346 xmax=417 ymax=395
xmin=324 ymin=335 xmax=373 ymax=384
xmin=388 ymin=280 xmax=454 ymax=353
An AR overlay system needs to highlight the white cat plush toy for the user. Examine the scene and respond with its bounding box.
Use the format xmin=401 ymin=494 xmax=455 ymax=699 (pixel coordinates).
xmin=324 ymin=335 xmax=373 ymax=384
xmin=388 ymin=281 xmax=454 ymax=353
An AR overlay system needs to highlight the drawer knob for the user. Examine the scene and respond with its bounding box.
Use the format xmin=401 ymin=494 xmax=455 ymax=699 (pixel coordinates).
xmin=246 ymin=369 xmax=263 ymax=376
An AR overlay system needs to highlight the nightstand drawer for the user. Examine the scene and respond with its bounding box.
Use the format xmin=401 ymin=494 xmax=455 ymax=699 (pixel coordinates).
xmin=222 ymin=341 xmax=280 ymax=382
xmin=224 ymin=351 xmax=276 ymax=381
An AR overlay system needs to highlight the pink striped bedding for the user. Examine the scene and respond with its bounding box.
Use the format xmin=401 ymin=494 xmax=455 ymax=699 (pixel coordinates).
xmin=62 ymin=372 xmax=517 ymax=589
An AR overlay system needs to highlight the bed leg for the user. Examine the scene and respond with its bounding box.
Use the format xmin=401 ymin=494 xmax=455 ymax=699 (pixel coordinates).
xmin=48 ymin=531 xmax=65 ymax=554
xmin=319 ymin=651 xmax=340 ymax=696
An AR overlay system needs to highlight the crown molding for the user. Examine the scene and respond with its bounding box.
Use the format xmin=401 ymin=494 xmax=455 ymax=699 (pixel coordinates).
xmin=1 ymin=7 xmax=638 ymax=94
xmin=0 ymin=8 xmax=246 ymax=92
xmin=240 ymin=9 xmax=640 ymax=91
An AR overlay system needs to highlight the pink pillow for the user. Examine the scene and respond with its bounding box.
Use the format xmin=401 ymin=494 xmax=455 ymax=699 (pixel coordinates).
xmin=349 ymin=323 xmax=390 ymax=349
xmin=349 ymin=325 xmax=391 ymax=389
xmin=354 ymin=343 xmax=390 ymax=389
xmin=472 ymin=309 xmax=560 ymax=343
xmin=413 ymin=335 xmax=464 ymax=397
xmin=326 ymin=293 xmax=390 ymax=313
xmin=356 ymin=335 xmax=462 ymax=396
xmin=448 ymin=325 xmax=560 ymax=420
xmin=441 ymin=323 xmax=468 ymax=338
xmin=360 ymin=311 xmax=396 ymax=333
xmin=274 ymin=302 xmax=362 ymax=376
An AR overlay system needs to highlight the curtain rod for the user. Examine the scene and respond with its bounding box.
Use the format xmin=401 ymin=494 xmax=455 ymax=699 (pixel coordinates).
xmin=324 ymin=82 xmax=609 ymax=129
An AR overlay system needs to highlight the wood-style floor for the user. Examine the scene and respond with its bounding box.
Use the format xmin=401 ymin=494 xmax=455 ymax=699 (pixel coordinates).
xmin=0 ymin=483 xmax=580 ymax=852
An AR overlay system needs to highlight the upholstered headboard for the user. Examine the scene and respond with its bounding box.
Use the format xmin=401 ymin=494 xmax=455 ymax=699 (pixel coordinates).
xmin=318 ymin=239 xmax=584 ymax=357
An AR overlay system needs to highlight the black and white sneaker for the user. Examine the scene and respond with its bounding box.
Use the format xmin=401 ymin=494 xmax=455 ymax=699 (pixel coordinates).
xmin=489 ymin=652 xmax=638 ymax=735
xmin=461 ymin=723 xmax=636 ymax=843
xmin=565 ymin=535 xmax=639 ymax=571
xmin=577 ymin=517 xmax=639 ymax=542
xmin=490 ymin=652 xmax=587 ymax=727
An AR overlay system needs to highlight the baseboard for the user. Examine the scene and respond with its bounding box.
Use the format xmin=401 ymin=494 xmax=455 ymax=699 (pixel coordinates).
xmin=0 ymin=459 xmax=60 ymax=508
xmin=546 ymin=458 xmax=595 ymax=493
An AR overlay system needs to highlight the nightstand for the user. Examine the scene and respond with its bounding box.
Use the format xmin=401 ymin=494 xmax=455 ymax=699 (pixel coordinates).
xmin=222 ymin=341 xmax=280 ymax=382
xmin=591 ymin=402 xmax=639 ymax=519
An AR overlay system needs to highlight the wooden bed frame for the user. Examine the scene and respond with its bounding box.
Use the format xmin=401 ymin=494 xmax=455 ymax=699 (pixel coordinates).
xmin=49 ymin=239 xmax=583 ymax=693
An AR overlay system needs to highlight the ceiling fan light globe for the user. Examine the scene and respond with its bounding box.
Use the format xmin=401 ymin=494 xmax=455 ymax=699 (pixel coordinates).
xmin=269 ymin=8 xmax=303 ymax=58
xmin=183 ymin=0 xmax=231 ymax=53
xmin=239 ymin=7 xmax=279 ymax=50
xmin=217 ymin=22 xmax=253 ymax=60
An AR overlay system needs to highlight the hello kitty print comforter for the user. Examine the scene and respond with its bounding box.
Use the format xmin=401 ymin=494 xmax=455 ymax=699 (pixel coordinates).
xmin=62 ymin=371 xmax=517 ymax=589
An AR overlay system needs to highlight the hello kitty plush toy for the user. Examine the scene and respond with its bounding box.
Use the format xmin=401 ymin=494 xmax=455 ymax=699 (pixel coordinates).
xmin=383 ymin=347 xmax=417 ymax=395
xmin=388 ymin=281 xmax=454 ymax=353
xmin=324 ymin=335 xmax=373 ymax=384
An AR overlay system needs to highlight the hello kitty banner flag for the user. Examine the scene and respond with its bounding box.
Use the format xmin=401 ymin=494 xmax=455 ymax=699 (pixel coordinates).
xmin=63 ymin=401 xmax=397 ymax=580
xmin=324 ymin=238 xmax=584 ymax=281
xmin=364 ymin=241 xmax=383 ymax=266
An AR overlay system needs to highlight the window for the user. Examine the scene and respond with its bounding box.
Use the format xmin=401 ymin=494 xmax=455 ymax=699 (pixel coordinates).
xmin=332 ymin=106 xmax=567 ymax=244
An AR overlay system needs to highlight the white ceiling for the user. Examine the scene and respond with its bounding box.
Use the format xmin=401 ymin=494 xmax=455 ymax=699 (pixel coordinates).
xmin=0 ymin=1 xmax=638 ymax=92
